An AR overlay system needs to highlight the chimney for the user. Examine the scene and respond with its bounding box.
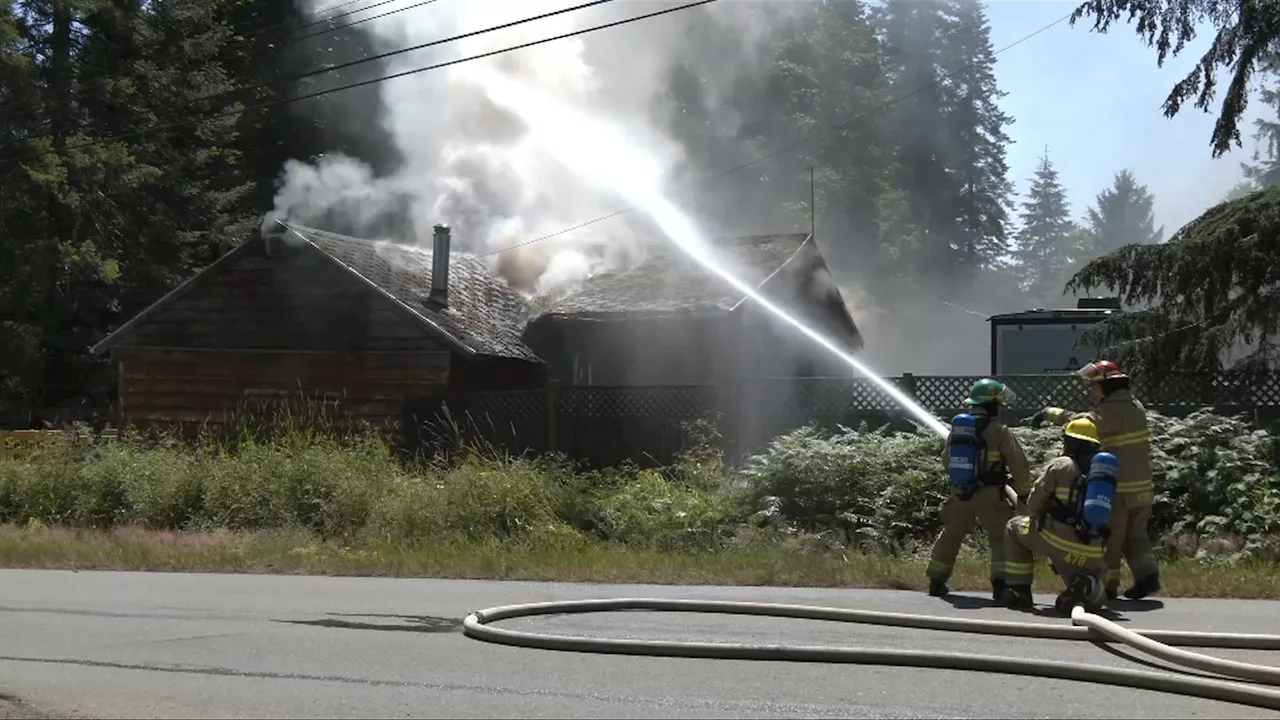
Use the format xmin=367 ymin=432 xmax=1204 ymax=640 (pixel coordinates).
xmin=429 ymin=223 xmax=450 ymax=308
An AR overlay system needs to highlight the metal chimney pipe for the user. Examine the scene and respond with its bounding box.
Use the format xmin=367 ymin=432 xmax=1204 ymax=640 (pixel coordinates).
xmin=430 ymin=223 xmax=450 ymax=308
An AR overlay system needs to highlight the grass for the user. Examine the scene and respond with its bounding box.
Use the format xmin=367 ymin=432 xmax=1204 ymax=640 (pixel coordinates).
xmin=0 ymin=409 xmax=1278 ymax=599
xmin=3 ymin=524 xmax=1279 ymax=599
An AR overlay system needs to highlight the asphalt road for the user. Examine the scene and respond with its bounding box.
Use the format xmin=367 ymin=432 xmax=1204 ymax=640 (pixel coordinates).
xmin=0 ymin=570 xmax=1278 ymax=719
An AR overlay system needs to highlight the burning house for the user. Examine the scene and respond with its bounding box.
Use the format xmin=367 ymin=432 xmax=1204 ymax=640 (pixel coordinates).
xmin=90 ymin=224 xmax=545 ymax=434
xmin=522 ymin=233 xmax=864 ymax=386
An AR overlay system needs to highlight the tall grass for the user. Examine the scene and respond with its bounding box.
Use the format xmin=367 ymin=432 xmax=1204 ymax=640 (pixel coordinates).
xmin=0 ymin=409 xmax=1276 ymax=568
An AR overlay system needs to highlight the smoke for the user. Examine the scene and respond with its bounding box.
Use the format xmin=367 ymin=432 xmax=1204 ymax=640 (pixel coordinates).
xmin=266 ymin=0 xmax=813 ymax=295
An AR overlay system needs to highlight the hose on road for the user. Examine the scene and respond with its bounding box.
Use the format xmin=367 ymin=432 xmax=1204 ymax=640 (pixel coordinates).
xmin=462 ymin=597 xmax=1280 ymax=711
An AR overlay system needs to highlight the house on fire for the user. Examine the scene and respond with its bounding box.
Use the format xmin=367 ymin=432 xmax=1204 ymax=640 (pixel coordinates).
xmin=523 ymin=233 xmax=864 ymax=386
xmin=92 ymin=223 xmax=863 ymax=435
xmin=90 ymin=223 xmax=545 ymax=433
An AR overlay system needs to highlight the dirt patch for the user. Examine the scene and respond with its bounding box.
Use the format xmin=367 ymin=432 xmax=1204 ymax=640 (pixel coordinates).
xmin=0 ymin=696 xmax=46 ymax=720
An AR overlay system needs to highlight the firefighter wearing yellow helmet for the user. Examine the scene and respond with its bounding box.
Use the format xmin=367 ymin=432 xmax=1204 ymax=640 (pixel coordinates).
xmin=927 ymin=379 xmax=1031 ymax=601
xmin=1002 ymin=416 xmax=1114 ymax=615
xmin=1027 ymin=359 xmax=1159 ymax=601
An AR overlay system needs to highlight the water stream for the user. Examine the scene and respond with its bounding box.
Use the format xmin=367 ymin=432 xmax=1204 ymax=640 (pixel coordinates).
xmin=470 ymin=69 xmax=948 ymax=438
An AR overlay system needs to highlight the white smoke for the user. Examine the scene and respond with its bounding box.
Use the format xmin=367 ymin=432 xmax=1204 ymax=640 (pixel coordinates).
xmin=265 ymin=0 xmax=811 ymax=295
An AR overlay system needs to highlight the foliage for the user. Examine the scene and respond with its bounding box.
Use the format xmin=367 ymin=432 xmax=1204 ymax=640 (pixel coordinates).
xmin=1067 ymin=186 xmax=1280 ymax=374
xmin=1012 ymin=151 xmax=1080 ymax=301
xmin=1 ymin=410 xmax=1274 ymax=566
xmin=1084 ymin=169 xmax=1164 ymax=254
xmin=1069 ymin=0 xmax=1280 ymax=158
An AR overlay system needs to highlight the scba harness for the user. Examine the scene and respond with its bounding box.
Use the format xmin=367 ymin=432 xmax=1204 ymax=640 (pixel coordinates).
xmin=946 ymin=412 xmax=1010 ymax=501
xmin=1048 ymin=451 xmax=1119 ymax=543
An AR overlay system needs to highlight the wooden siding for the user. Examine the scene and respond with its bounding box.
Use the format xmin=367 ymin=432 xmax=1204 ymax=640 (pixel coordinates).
xmin=524 ymin=314 xmax=737 ymax=386
xmin=117 ymin=348 xmax=450 ymax=425
xmin=126 ymin=241 xmax=446 ymax=352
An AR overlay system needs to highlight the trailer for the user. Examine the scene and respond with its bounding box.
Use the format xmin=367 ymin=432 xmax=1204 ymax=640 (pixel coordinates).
xmin=988 ymin=298 xmax=1121 ymax=376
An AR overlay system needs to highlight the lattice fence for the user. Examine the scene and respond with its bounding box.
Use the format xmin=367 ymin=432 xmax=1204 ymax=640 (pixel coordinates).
xmin=559 ymin=385 xmax=721 ymax=418
xmin=433 ymin=371 xmax=1280 ymax=469
xmin=467 ymin=389 xmax=548 ymax=419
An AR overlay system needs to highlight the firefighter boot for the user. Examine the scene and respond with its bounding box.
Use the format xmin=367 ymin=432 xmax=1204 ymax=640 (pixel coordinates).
xmin=1055 ymin=573 xmax=1102 ymax=616
xmin=990 ymin=578 xmax=1006 ymax=602
xmin=927 ymin=578 xmax=949 ymax=597
xmin=1124 ymin=573 xmax=1161 ymax=600
xmin=1002 ymin=585 xmax=1034 ymax=611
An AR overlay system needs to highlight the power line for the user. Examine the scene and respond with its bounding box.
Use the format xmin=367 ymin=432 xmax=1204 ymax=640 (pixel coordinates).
xmin=212 ymin=0 xmax=613 ymax=113
xmin=291 ymin=0 xmax=442 ymax=43
xmin=1 ymin=0 xmax=711 ymax=173
xmin=478 ymin=10 xmax=1073 ymax=260
xmin=0 ymin=0 xmax=423 ymax=125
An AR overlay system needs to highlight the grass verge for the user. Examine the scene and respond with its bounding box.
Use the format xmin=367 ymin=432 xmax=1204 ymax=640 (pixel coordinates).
xmin=3 ymin=524 xmax=1278 ymax=599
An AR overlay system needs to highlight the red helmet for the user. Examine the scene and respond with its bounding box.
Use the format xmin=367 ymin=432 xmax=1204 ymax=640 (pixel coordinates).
xmin=1078 ymin=360 xmax=1127 ymax=383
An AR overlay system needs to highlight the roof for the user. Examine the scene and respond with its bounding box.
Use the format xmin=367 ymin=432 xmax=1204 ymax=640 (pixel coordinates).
xmin=989 ymin=308 xmax=1120 ymax=323
xmin=538 ymin=234 xmax=816 ymax=316
xmin=291 ymin=225 xmax=540 ymax=362
xmin=91 ymin=223 xmax=541 ymax=363
xmin=532 ymin=233 xmax=863 ymax=350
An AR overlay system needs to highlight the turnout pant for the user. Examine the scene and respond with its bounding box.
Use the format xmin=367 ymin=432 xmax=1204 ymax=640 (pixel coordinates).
xmin=1004 ymin=515 xmax=1107 ymax=607
xmin=1105 ymin=493 xmax=1160 ymax=592
xmin=926 ymin=485 xmax=1013 ymax=582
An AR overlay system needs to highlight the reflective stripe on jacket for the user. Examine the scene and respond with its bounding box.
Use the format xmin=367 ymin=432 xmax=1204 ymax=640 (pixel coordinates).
xmin=1024 ymin=455 xmax=1105 ymax=560
xmin=1044 ymin=388 xmax=1153 ymax=502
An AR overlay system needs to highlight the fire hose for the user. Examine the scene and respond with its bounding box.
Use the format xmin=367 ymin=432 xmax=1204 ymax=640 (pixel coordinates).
xmin=463 ymin=597 xmax=1280 ymax=712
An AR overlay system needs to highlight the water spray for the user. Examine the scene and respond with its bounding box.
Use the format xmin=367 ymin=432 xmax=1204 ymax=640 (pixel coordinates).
xmin=467 ymin=67 xmax=948 ymax=438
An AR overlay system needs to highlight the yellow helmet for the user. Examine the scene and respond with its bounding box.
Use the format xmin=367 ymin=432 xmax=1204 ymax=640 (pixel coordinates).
xmin=1064 ymin=417 xmax=1100 ymax=444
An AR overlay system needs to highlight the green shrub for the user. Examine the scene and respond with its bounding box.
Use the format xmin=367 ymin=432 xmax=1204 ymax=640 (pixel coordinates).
xmin=739 ymin=423 xmax=946 ymax=551
xmin=0 ymin=408 xmax=1276 ymax=563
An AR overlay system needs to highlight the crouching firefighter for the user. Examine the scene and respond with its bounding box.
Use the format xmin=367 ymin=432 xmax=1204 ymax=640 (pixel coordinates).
xmin=927 ymin=379 xmax=1031 ymax=601
xmin=1003 ymin=417 xmax=1117 ymax=615
xmin=1027 ymin=360 xmax=1160 ymax=601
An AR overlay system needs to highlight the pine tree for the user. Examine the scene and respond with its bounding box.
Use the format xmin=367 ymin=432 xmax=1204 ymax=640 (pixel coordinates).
xmin=940 ymin=0 xmax=1015 ymax=272
xmin=1240 ymin=54 xmax=1280 ymax=190
xmin=1084 ymin=169 xmax=1163 ymax=256
xmin=1066 ymin=57 xmax=1280 ymax=374
xmin=1013 ymin=150 xmax=1078 ymax=301
xmin=875 ymin=0 xmax=958 ymax=278
xmin=772 ymin=0 xmax=905 ymax=280
xmin=1070 ymin=0 xmax=1280 ymax=158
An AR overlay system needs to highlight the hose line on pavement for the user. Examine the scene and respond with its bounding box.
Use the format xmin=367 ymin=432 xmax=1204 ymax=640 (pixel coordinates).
xmin=462 ymin=597 xmax=1280 ymax=711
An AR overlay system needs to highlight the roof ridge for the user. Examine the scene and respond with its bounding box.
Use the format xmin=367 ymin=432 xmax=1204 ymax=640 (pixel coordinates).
xmin=285 ymin=222 xmax=487 ymax=260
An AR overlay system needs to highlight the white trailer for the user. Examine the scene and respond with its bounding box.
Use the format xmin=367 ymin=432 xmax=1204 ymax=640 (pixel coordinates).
xmin=988 ymin=298 xmax=1121 ymax=376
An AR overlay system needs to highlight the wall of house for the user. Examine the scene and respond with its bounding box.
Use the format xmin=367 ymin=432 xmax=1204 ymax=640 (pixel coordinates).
xmin=112 ymin=239 xmax=455 ymax=431
xmin=733 ymin=302 xmax=860 ymax=379
xmin=115 ymin=347 xmax=451 ymax=429
xmin=524 ymin=314 xmax=738 ymax=386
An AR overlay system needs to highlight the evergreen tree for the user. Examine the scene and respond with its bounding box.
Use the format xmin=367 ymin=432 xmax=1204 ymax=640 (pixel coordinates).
xmin=939 ymin=0 xmax=1015 ymax=272
xmin=1070 ymin=0 xmax=1280 ymax=158
xmin=1013 ymin=151 xmax=1078 ymax=301
xmin=771 ymin=0 xmax=906 ymax=281
xmin=1084 ymin=169 xmax=1163 ymax=255
xmin=874 ymin=0 xmax=958 ymax=278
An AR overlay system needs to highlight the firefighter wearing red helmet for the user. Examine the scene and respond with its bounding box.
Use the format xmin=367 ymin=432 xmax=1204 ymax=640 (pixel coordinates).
xmin=1027 ymin=359 xmax=1160 ymax=600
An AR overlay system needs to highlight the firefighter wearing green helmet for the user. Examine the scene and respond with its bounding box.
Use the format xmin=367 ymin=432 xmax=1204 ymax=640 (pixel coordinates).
xmin=927 ymin=378 xmax=1031 ymax=600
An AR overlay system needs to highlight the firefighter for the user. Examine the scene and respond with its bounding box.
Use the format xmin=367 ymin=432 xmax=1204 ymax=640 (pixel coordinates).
xmin=927 ymin=379 xmax=1031 ymax=601
xmin=1027 ymin=360 xmax=1160 ymax=600
xmin=1002 ymin=416 xmax=1111 ymax=615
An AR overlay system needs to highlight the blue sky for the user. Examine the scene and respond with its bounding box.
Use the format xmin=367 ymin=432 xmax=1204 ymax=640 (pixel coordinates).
xmin=985 ymin=0 xmax=1261 ymax=237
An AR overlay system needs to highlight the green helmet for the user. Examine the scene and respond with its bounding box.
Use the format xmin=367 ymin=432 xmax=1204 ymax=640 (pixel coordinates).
xmin=966 ymin=378 xmax=1016 ymax=406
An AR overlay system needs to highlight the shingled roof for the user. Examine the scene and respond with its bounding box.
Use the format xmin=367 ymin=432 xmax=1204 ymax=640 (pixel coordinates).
xmin=289 ymin=225 xmax=541 ymax=362
xmin=536 ymin=234 xmax=826 ymax=310
xmin=533 ymin=232 xmax=863 ymax=349
xmin=90 ymin=224 xmax=542 ymax=362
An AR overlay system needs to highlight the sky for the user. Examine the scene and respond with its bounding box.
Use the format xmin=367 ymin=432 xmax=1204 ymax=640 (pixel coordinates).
xmin=985 ymin=0 xmax=1261 ymax=238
